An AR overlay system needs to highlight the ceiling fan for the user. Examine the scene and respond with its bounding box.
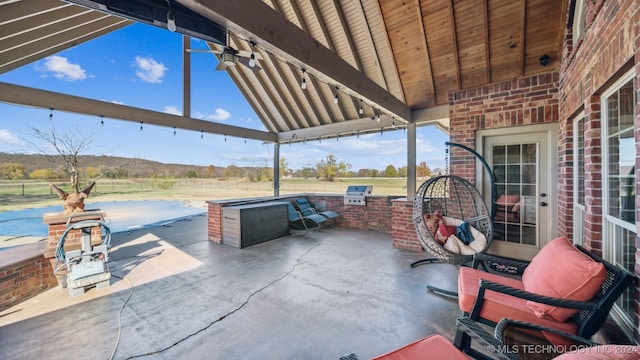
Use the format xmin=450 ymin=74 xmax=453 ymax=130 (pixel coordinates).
xmin=187 ymin=40 xmax=263 ymax=71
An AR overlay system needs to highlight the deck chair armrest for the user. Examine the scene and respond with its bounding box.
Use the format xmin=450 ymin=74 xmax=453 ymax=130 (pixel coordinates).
xmin=470 ymin=279 xmax=597 ymax=320
xmin=494 ymin=318 xmax=600 ymax=347
xmin=472 ymin=253 xmax=530 ymax=275
xmin=456 ymin=317 xmax=519 ymax=360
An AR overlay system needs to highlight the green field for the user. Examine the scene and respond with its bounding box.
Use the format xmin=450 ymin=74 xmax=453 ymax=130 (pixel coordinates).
xmin=0 ymin=177 xmax=413 ymax=212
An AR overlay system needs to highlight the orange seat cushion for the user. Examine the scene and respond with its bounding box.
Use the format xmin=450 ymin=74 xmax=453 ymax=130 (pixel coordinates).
xmin=371 ymin=334 xmax=469 ymax=360
xmin=522 ymin=237 xmax=606 ymax=322
xmin=457 ymin=267 xmax=578 ymax=334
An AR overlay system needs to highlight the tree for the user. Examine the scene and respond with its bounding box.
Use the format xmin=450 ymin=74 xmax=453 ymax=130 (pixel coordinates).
xmin=279 ymin=158 xmax=290 ymax=177
xmin=223 ymin=165 xmax=244 ymax=178
xmin=384 ymin=164 xmax=398 ymax=177
xmin=29 ymin=168 xmax=59 ymax=180
xmin=315 ymin=154 xmax=351 ymax=182
xmin=295 ymin=166 xmax=316 ymax=179
xmin=206 ymin=165 xmax=217 ymax=178
xmin=26 ymin=123 xmax=92 ymax=192
xmin=417 ymin=161 xmax=432 ymax=177
xmin=0 ymin=163 xmax=26 ymax=180
xmin=397 ymin=165 xmax=408 ymax=177
xmin=186 ymin=170 xmax=198 ymax=178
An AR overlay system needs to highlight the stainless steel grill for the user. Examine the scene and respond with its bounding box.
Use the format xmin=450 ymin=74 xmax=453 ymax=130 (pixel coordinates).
xmin=344 ymin=185 xmax=373 ymax=206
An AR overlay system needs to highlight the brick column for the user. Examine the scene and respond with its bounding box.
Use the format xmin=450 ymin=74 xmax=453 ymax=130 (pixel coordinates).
xmin=391 ymin=198 xmax=423 ymax=251
xmin=207 ymin=201 xmax=223 ymax=243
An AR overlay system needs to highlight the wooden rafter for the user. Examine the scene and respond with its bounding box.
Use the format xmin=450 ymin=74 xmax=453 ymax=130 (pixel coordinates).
xmin=483 ymin=0 xmax=491 ymax=83
xmin=414 ymin=0 xmax=436 ymax=104
xmin=448 ymin=0 xmax=461 ymax=90
xmin=520 ymin=0 xmax=527 ymax=76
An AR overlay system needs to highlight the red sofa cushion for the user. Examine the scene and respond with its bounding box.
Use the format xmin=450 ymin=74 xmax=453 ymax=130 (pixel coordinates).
xmin=457 ymin=267 xmax=578 ymax=334
xmin=371 ymin=334 xmax=469 ymax=360
xmin=522 ymin=237 xmax=606 ymax=322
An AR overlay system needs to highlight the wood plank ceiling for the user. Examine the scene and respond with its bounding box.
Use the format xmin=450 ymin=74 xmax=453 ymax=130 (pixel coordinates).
xmin=0 ymin=0 xmax=566 ymax=144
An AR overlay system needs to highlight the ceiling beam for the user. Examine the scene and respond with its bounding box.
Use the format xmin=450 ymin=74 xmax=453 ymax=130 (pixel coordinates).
xmin=279 ymin=104 xmax=450 ymax=142
xmin=0 ymin=82 xmax=276 ymax=142
xmin=176 ymin=0 xmax=412 ymax=123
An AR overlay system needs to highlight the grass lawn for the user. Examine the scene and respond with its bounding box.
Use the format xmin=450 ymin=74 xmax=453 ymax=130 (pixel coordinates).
xmin=0 ymin=177 xmax=414 ymax=212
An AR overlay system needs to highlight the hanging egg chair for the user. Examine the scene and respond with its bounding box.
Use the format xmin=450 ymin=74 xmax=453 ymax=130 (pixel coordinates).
xmin=413 ymin=174 xmax=493 ymax=266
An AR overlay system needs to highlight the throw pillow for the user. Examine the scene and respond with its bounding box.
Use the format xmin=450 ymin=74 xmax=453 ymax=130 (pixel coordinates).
xmin=522 ymin=236 xmax=606 ymax=322
xmin=423 ymin=211 xmax=443 ymax=235
xmin=456 ymin=222 xmax=474 ymax=245
xmin=435 ymin=223 xmax=457 ymax=245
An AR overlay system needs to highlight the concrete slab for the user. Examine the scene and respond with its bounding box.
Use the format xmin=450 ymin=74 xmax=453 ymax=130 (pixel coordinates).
xmin=0 ymin=215 xmax=461 ymax=360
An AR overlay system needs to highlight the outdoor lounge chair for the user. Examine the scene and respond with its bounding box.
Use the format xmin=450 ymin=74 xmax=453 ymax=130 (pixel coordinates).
xmin=293 ymin=198 xmax=340 ymax=220
xmin=454 ymin=236 xmax=635 ymax=359
xmin=285 ymin=202 xmax=326 ymax=231
xmin=346 ymin=317 xmax=640 ymax=360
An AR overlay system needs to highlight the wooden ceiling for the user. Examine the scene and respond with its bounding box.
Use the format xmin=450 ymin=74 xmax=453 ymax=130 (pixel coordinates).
xmin=0 ymin=0 xmax=567 ymax=143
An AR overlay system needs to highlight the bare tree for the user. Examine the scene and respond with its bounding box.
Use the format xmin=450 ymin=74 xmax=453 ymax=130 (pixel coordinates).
xmin=25 ymin=122 xmax=97 ymax=212
xmin=26 ymin=123 xmax=91 ymax=192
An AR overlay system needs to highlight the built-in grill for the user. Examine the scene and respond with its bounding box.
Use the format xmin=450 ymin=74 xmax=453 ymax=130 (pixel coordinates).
xmin=344 ymin=185 xmax=373 ymax=206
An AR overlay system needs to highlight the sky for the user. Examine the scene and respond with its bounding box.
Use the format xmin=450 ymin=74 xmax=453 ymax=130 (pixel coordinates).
xmin=0 ymin=22 xmax=449 ymax=173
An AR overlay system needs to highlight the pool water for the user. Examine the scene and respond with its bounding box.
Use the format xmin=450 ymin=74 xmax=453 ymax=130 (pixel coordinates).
xmin=0 ymin=200 xmax=207 ymax=237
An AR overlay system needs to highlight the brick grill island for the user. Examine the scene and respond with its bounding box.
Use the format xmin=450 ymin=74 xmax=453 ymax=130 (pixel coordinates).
xmin=207 ymin=194 xmax=423 ymax=251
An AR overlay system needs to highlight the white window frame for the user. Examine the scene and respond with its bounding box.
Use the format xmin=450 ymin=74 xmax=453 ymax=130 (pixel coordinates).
xmin=601 ymin=68 xmax=636 ymax=337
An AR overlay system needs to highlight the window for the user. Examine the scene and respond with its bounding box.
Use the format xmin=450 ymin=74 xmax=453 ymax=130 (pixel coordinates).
xmin=602 ymin=70 xmax=636 ymax=336
xmin=572 ymin=0 xmax=587 ymax=45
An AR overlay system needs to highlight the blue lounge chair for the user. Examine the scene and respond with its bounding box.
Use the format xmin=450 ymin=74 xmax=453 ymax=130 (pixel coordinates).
xmin=293 ymin=198 xmax=339 ymax=220
xmin=285 ymin=202 xmax=326 ymax=231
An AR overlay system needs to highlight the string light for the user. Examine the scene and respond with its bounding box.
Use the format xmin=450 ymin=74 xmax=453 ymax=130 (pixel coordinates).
xmin=300 ymin=69 xmax=307 ymax=90
xmin=100 ymin=115 xmax=104 ymax=126
xmin=336 ymin=133 xmax=339 ymax=141
xmin=166 ymin=0 xmax=176 ymax=32
xmin=201 ymin=131 xmax=204 ymax=139
xmin=333 ymin=87 xmax=339 ymax=104
xmin=140 ymin=122 xmax=144 ymax=132
xmin=173 ymin=127 xmax=176 ymax=136
xmin=224 ymin=134 xmax=227 ymax=142
xmin=359 ymin=100 xmax=364 ymax=114
xmin=49 ymin=108 xmax=53 ymax=120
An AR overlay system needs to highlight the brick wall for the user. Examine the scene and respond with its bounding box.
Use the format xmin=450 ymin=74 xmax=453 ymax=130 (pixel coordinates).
xmin=207 ymin=202 xmax=223 ymax=243
xmin=0 ymin=243 xmax=58 ymax=311
xmin=558 ymin=0 xmax=640 ymax=341
xmin=449 ymin=73 xmax=560 ymax=181
xmin=206 ymin=195 xmax=422 ymax=251
xmin=391 ymin=199 xmax=421 ymax=251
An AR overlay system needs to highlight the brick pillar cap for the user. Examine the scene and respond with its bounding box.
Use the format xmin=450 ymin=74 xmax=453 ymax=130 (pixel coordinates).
xmin=43 ymin=210 xmax=107 ymax=225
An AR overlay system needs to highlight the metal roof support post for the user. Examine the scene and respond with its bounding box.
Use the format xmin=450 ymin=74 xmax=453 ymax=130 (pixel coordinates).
xmin=407 ymin=122 xmax=416 ymax=201
xmin=273 ymin=142 xmax=280 ymax=197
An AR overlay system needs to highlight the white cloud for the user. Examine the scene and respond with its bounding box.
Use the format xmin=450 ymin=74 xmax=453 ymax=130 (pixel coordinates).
xmin=194 ymin=108 xmax=231 ymax=121
xmin=0 ymin=129 xmax=24 ymax=147
xmin=209 ymin=108 xmax=231 ymax=121
xmin=134 ymin=56 xmax=168 ymax=83
xmin=38 ymin=56 xmax=87 ymax=81
xmin=163 ymin=106 xmax=182 ymax=115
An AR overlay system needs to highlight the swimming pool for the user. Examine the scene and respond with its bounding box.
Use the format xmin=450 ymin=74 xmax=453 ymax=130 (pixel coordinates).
xmin=0 ymin=200 xmax=207 ymax=237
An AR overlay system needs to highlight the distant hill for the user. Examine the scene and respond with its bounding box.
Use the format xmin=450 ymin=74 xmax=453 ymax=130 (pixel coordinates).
xmin=0 ymin=153 xmax=224 ymax=178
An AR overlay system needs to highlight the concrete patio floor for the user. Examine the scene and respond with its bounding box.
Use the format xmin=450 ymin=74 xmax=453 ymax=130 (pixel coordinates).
xmin=0 ymin=214 xmax=461 ymax=360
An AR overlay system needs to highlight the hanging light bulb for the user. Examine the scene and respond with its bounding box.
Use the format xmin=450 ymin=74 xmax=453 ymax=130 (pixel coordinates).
xmin=166 ymin=0 xmax=176 ymax=32
xmin=224 ymin=135 xmax=227 ymax=142
xmin=300 ymin=69 xmax=307 ymax=90
xmin=359 ymin=100 xmax=364 ymax=114
xmin=357 ymin=131 xmax=360 ymax=139
xmin=173 ymin=127 xmax=176 ymax=136
xmin=49 ymin=108 xmax=53 ymax=120
xmin=336 ymin=133 xmax=340 ymax=141
xmin=333 ymin=87 xmax=339 ymax=104
xmin=100 ymin=115 xmax=104 ymax=126
xmin=140 ymin=122 xmax=144 ymax=132
xmin=201 ymin=131 xmax=204 ymax=139
xmin=249 ymin=53 xmax=256 ymax=68
xmin=392 ymin=117 xmax=396 ymax=128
